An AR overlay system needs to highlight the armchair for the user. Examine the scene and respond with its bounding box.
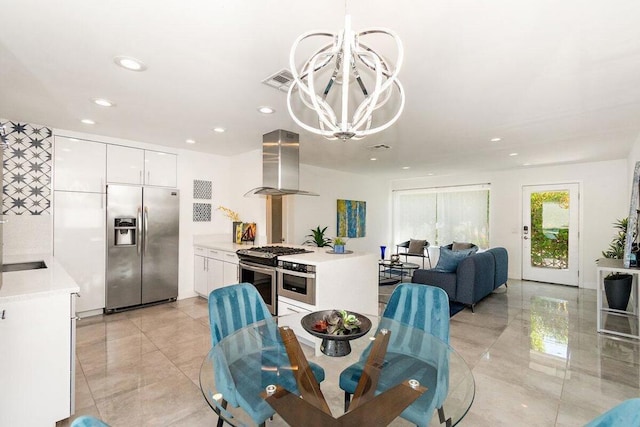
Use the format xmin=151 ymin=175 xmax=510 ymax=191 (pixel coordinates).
xmin=396 ymin=239 xmax=432 ymax=268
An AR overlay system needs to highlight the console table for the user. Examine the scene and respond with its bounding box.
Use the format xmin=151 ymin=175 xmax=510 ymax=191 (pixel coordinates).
xmin=596 ymin=259 xmax=640 ymax=339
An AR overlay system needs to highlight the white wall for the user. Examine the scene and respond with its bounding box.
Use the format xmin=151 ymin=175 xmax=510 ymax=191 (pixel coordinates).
xmin=289 ymin=164 xmax=390 ymax=254
xmin=391 ymin=159 xmax=628 ymax=289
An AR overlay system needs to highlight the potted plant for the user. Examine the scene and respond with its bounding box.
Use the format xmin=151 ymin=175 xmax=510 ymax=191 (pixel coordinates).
xmin=333 ymin=237 xmax=346 ymax=253
xmin=601 ymin=218 xmax=633 ymax=311
xmin=303 ymin=226 xmax=332 ymax=247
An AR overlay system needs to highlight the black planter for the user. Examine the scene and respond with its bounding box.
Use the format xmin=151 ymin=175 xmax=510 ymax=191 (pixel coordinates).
xmin=604 ymin=274 xmax=633 ymax=311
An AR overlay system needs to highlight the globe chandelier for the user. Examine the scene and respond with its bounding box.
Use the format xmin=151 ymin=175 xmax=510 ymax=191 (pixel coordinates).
xmin=287 ymin=14 xmax=405 ymax=141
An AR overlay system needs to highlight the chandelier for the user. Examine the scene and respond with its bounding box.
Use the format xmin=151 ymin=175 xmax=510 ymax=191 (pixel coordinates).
xmin=287 ymin=14 xmax=405 ymax=141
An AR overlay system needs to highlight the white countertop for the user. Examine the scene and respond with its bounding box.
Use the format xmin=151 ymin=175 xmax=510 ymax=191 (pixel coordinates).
xmin=193 ymin=236 xmax=253 ymax=252
xmin=193 ymin=237 xmax=373 ymax=266
xmin=0 ymin=254 xmax=80 ymax=301
xmin=278 ymin=246 xmax=372 ymax=265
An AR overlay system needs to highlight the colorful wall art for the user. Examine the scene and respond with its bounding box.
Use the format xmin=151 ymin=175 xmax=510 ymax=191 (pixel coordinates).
xmin=337 ymin=199 xmax=366 ymax=238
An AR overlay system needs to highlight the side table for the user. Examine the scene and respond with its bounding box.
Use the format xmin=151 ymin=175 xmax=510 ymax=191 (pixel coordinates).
xmin=379 ymin=261 xmax=420 ymax=286
xmin=596 ymin=259 xmax=640 ymax=339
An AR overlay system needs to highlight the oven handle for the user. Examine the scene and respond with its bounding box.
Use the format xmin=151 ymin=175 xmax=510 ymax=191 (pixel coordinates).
xmin=240 ymin=261 xmax=277 ymax=275
xmin=276 ymin=268 xmax=316 ymax=279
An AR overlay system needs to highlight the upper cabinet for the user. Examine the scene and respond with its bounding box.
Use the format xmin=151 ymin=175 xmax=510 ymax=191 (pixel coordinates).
xmin=107 ymin=145 xmax=177 ymax=187
xmin=106 ymin=145 xmax=144 ymax=185
xmin=54 ymin=136 xmax=106 ymax=193
xmin=145 ymin=150 xmax=177 ymax=187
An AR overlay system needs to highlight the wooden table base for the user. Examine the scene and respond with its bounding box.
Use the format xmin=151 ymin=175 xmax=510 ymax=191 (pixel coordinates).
xmin=261 ymin=326 xmax=427 ymax=427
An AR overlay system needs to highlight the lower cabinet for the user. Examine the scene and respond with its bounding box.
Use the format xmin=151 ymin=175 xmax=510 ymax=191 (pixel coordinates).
xmin=194 ymin=247 xmax=239 ymax=298
xmin=0 ymin=292 xmax=75 ymax=425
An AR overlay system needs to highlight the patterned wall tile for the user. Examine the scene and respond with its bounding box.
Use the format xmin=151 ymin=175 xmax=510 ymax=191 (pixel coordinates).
xmin=193 ymin=203 xmax=211 ymax=222
xmin=0 ymin=119 xmax=52 ymax=215
xmin=193 ymin=179 xmax=212 ymax=199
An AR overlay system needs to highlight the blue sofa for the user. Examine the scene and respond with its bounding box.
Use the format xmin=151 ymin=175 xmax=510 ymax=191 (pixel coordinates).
xmin=411 ymin=247 xmax=508 ymax=311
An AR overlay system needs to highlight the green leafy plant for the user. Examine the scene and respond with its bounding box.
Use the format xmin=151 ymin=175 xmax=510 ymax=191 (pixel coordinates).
xmin=602 ymin=218 xmax=628 ymax=260
xmin=333 ymin=237 xmax=346 ymax=246
xmin=303 ymin=226 xmax=332 ymax=247
xmin=601 ymin=218 xmax=630 ymax=281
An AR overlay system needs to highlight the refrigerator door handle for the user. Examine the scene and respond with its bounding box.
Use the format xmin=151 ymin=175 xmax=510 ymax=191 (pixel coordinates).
xmin=137 ymin=207 xmax=142 ymax=255
xmin=144 ymin=206 xmax=149 ymax=255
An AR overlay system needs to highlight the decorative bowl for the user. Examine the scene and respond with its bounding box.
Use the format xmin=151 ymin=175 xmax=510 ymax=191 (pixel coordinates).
xmin=301 ymin=310 xmax=372 ymax=356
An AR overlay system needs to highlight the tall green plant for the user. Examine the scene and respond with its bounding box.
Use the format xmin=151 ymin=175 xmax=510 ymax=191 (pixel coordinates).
xmin=602 ymin=218 xmax=628 ymax=259
xmin=303 ymin=226 xmax=333 ymax=247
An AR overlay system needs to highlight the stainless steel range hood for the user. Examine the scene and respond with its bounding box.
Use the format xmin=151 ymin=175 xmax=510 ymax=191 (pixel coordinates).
xmin=244 ymin=129 xmax=318 ymax=196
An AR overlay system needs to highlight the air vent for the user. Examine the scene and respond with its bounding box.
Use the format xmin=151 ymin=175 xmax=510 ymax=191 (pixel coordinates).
xmin=262 ymin=69 xmax=297 ymax=92
xmin=366 ymin=144 xmax=392 ymax=151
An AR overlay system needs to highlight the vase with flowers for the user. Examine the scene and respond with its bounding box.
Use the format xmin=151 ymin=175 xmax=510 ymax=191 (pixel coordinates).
xmin=217 ymin=206 xmax=242 ymax=243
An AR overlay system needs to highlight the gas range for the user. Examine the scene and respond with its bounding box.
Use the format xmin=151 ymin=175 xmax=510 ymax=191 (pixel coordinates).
xmin=236 ymin=246 xmax=313 ymax=266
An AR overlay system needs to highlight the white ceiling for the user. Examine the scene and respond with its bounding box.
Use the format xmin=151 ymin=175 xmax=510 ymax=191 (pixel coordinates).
xmin=2 ymin=0 xmax=640 ymax=178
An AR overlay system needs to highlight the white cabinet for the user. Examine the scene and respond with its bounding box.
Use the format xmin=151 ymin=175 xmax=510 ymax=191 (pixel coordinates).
xmin=54 ymin=136 xmax=106 ymax=192
xmin=193 ymin=247 xmax=239 ymax=298
xmin=194 ymin=254 xmax=209 ymax=296
xmin=54 ymin=192 xmax=106 ymax=313
xmin=107 ymin=145 xmax=144 ymax=185
xmin=145 ymin=150 xmax=177 ymax=187
xmin=107 ymin=145 xmax=177 ymax=187
xmin=0 ymin=292 xmax=75 ymax=425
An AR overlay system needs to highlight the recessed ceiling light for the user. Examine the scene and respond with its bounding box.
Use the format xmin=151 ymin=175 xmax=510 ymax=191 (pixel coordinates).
xmin=427 ymin=173 xmax=434 ymax=176
xmin=81 ymin=119 xmax=95 ymax=125
xmin=522 ymin=163 xmax=531 ymax=166
xmin=213 ymin=127 xmax=226 ymax=133
xmin=370 ymin=157 xmax=377 ymax=161
xmin=402 ymin=166 xmax=410 ymax=170
xmin=258 ymin=106 xmax=275 ymax=114
xmin=92 ymin=98 xmax=115 ymax=107
xmin=490 ymin=137 xmax=501 ymax=142
xmin=185 ymin=139 xmax=196 ymax=144
xmin=509 ymin=152 xmax=518 ymax=156
xmin=114 ymin=56 xmax=147 ymax=71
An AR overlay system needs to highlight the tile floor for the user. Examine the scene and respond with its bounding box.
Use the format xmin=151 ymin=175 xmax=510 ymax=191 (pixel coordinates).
xmin=59 ymin=280 xmax=640 ymax=426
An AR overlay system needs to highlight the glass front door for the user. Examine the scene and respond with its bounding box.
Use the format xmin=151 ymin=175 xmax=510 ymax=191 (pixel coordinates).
xmin=522 ymin=184 xmax=580 ymax=286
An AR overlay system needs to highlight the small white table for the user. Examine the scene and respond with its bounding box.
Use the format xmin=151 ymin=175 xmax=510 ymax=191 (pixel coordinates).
xmin=596 ymin=259 xmax=640 ymax=339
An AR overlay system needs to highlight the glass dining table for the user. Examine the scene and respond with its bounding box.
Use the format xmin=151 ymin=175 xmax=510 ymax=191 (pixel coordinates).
xmin=199 ymin=312 xmax=475 ymax=427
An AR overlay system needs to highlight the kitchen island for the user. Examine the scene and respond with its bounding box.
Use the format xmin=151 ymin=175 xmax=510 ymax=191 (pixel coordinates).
xmin=0 ymin=254 xmax=80 ymax=426
xmin=193 ymin=238 xmax=378 ymax=355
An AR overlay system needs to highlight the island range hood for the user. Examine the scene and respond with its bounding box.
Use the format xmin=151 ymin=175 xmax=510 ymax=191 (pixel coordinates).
xmin=244 ymin=129 xmax=318 ymax=196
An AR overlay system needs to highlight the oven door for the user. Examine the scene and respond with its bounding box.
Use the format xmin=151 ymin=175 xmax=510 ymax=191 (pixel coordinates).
xmin=239 ymin=261 xmax=277 ymax=315
xmin=277 ymin=269 xmax=316 ymax=306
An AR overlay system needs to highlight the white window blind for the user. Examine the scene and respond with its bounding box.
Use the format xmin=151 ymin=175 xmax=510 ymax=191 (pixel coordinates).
xmin=393 ymin=184 xmax=490 ymax=247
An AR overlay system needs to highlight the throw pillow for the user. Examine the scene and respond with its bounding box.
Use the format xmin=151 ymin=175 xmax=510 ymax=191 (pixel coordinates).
xmin=433 ymin=247 xmax=469 ymax=273
xmin=452 ymin=241 xmax=479 ymax=256
xmin=452 ymin=241 xmax=474 ymax=251
xmin=407 ymin=239 xmax=426 ymax=254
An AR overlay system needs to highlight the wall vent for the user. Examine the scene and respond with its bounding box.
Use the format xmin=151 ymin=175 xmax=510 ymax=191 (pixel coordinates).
xmin=262 ymin=69 xmax=297 ymax=92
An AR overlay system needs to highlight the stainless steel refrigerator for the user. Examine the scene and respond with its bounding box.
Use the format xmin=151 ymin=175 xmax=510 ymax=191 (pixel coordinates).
xmin=106 ymin=185 xmax=179 ymax=312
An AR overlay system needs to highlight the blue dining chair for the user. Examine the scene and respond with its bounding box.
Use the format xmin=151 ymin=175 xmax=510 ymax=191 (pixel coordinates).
xmin=208 ymin=283 xmax=325 ymax=427
xmin=339 ymin=283 xmax=450 ymax=427
xmin=70 ymin=415 xmax=109 ymax=427
xmin=585 ymin=398 xmax=640 ymax=426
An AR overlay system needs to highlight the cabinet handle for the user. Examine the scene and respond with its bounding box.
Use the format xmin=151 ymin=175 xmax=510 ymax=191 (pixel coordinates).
xmin=1 ymin=309 xmax=5 ymax=319
xmin=287 ymin=307 xmax=300 ymax=313
xmin=139 ymin=170 xmax=143 ymax=184
xmin=147 ymin=171 xmax=150 ymax=184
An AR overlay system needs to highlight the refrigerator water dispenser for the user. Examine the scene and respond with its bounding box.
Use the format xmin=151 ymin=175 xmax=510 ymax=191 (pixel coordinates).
xmin=114 ymin=218 xmax=136 ymax=246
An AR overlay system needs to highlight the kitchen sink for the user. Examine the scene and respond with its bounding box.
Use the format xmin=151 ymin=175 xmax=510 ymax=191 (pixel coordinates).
xmin=2 ymin=261 xmax=47 ymax=272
